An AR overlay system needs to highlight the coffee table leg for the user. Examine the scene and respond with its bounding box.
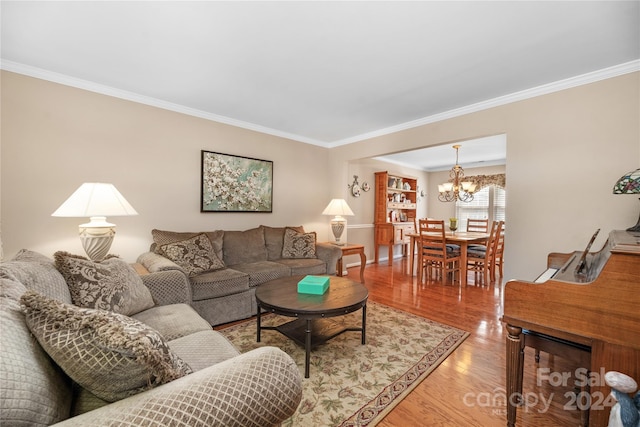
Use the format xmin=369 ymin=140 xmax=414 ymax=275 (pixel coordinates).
xmin=256 ymin=305 xmax=262 ymax=343
xmin=361 ymin=304 xmax=367 ymax=345
xmin=305 ymin=319 xmax=311 ymax=378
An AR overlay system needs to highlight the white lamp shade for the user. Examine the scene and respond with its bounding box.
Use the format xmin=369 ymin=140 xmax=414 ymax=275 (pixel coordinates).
xmin=52 ymin=183 xmax=138 ymax=218
xmin=322 ymin=199 xmax=354 ymax=216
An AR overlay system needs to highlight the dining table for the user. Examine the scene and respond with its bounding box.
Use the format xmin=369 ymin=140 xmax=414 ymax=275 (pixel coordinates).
xmin=407 ymin=231 xmax=489 ymax=286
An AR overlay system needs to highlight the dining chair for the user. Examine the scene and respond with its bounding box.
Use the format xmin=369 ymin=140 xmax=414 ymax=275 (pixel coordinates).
xmin=466 ymin=218 xmax=489 ymax=233
xmin=417 ymin=219 xmax=461 ymax=285
xmin=467 ymin=221 xmax=503 ymax=285
xmin=492 ymin=222 xmax=505 ymax=281
xmin=467 ymin=218 xmax=490 ymax=251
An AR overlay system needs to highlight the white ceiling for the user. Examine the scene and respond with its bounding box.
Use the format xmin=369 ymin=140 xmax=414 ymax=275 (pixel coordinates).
xmin=1 ymin=1 xmax=639 ymax=170
xmin=374 ymin=134 xmax=507 ymax=172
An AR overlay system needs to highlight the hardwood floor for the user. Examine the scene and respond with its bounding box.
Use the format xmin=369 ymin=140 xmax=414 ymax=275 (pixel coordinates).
xmin=341 ymin=257 xmax=587 ymax=427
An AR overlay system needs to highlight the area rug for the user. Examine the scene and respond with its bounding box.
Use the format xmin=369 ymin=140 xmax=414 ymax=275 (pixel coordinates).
xmin=219 ymin=301 xmax=469 ymax=427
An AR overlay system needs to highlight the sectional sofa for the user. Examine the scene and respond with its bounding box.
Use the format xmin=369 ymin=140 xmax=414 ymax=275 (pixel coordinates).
xmin=0 ymin=249 xmax=302 ymax=426
xmin=136 ymin=225 xmax=343 ymax=326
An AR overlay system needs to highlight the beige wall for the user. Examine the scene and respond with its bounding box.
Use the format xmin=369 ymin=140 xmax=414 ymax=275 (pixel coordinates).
xmin=329 ymin=72 xmax=640 ymax=281
xmin=1 ymin=71 xmax=336 ymax=261
xmin=344 ymin=157 xmax=430 ymax=265
xmin=2 ymin=71 xmax=639 ymax=284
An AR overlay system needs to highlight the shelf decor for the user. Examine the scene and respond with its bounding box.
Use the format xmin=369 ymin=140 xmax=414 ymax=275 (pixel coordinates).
xmin=201 ymin=151 xmax=273 ymax=212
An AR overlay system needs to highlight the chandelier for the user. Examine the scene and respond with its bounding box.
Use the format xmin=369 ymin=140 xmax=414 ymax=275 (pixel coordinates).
xmin=438 ymin=145 xmax=477 ymax=203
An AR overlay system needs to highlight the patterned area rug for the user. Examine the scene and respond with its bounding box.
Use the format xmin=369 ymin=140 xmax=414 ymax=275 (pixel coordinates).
xmin=219 ymin=301 xmax=469 ymax=427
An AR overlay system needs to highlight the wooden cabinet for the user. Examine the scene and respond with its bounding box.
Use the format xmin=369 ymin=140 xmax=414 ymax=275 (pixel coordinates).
xmin=374 ymin=171 xmax=417 ymax=264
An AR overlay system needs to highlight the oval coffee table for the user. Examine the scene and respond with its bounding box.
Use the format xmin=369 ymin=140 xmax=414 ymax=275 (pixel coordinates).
xmin=255 ymin=275 xmax=368 ymax=378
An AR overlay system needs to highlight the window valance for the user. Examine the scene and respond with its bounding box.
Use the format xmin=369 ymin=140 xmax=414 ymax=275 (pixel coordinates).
xmin=466 ymin=173 xmax=506 ymax=190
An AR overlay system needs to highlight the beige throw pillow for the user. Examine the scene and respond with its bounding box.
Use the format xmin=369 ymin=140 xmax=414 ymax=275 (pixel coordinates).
xmin=54 ymin=252 xmax=155 ymax=316
xmin=159 ymin=233 xmax=225 ymax=277
xmin=282 ymin=228 xmax=317 ymax=259
xmin=20 ymin=290 xmax=192 ymax=403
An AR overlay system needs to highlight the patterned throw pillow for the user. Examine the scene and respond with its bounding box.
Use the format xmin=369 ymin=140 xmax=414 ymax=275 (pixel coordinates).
xmin=159 ymin=233 xmax=225 ymax=277
xmin=54 ymin=252 xmax=155 ymax=316
xmin=151 ymin=229 xmax=224 ymax=262
xmin=20 ymin=290 xmax=192 ymax=403
xmin=282 ymin=228 xmax=317 ymax=259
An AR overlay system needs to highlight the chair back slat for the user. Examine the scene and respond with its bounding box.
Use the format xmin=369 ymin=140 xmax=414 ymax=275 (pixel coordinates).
xmin=467 ymin=218 xmax=489 ymax=233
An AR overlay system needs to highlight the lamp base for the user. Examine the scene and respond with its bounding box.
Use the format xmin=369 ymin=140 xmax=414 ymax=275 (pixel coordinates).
xmin=627 ymin=219 xmax=640 ymax=233
xmin=627 ymin=199 xmax=640 ymax=233
xmin=79 ymin=222 xmax=115 ymax=261
xmin=330 ymin=217 xmax=346 ymax=246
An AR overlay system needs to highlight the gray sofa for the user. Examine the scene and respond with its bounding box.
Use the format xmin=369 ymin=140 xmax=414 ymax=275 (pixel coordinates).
xmin=0 ymin=249 xmax=302 ymax=426
xmin=137 ymin=225 xmax=343 ymax=326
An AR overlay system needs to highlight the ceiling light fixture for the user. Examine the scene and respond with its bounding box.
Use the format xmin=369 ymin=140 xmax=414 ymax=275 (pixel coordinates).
xmin=438 ymin=145 xmax=477 ymax=203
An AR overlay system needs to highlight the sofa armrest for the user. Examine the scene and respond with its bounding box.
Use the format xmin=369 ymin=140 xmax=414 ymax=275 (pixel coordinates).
xmin=136 ymin=252 xmax=192 ymax=305
xmin=137 ymin=251 xmax=184 ymax=274
xmin=52 ymin=346 xmax=302 ymax=427
xmin=316 ymin=242 xmax=342 ymax=275
xmin=140 ymin=270 xmax=192 ymax=306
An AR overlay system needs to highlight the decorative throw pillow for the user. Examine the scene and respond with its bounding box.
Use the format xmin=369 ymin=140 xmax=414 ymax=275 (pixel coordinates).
xmin=282 ymin=228 xmax=317 ymax=259
xmin=54 ymin=252 xmax=155 ymax=316
xmin=159 ymin=233 xmax=225 ymax=277
xmin=151 ymin=229 xmax=224 ymax=262
xmin=20 ymin=290 xmax=192 ymax=403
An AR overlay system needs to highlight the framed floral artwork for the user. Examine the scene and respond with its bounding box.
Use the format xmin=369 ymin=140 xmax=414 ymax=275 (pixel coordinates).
xmin=201 ymin=151 xmax=273 ymax=212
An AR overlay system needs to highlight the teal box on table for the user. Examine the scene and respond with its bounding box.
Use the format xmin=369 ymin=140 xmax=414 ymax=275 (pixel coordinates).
xmin=297 ymin=275 xmax=330 ymax=295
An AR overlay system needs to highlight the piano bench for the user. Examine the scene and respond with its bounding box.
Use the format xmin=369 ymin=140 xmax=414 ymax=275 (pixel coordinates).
xmin=523 ymin=330 xmax=591 ymax=427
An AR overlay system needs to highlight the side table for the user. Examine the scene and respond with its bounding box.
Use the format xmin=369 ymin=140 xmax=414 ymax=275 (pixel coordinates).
xmin=333 ymin=243 xmax=366 ymax=283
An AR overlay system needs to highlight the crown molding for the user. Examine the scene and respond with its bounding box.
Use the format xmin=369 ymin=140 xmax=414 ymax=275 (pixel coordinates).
xmin=2 ymin=59 xmax=638 ymax=149
xmin=327 ymin=59 xmax=640 ymax=148
xmin=0 ymin=60 xmax=328 ymax=147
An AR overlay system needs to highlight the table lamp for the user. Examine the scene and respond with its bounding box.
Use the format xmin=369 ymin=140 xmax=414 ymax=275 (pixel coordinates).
xmin=322 ymin=199 xmax=354 ymax=246
xmin=613 ymin=168 xmax=640 ymax=232
xmin=52 ymin=183 xmax=138 ymax=260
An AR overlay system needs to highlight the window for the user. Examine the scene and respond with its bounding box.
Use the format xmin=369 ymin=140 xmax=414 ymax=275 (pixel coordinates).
xmin=455 ymin=185 xmax=506 ymax=231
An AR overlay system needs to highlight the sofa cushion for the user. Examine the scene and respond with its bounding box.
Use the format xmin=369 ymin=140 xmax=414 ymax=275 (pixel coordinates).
xmin=168 ymin=330 xmax=240 ymax=372
xmin=21 ymin=290 xmax=192 ymax=403
xmin=230 ymin=261 xmax=290 ymax=287
xmin=152 ymin=229 xmax=225 ymax=261
xmin=0 ymin=278 xmax=73 ymax=426
xmin=223 ymin=227 xmax=267 ymax=266
xmin=132 ymin=303 xmax=212 ymax=341
xmin=275 ymin=258 xmax=327 ymax=276
xmin=0 ymin=249 xmax=72 ymax=304
xmin=263 ymin=225 xmax=304 ymax=261
xmin=190 ymin=268 xmax=250 ymax=301
xmin=281 ymin=228 xmax=317 ymax=259
xmin=54 ymin=252 xmax=155 ymax=316
xmin=160 ymin=233 xmax=225 ymax=277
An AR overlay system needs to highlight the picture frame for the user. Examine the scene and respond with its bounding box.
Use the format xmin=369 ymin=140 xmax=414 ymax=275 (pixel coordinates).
xmin=201 ymin=150 xmax=273 ymax=212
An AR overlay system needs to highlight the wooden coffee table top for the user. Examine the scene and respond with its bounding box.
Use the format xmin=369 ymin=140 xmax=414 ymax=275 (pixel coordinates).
xmin=255 ymin=275 xmax=368 ymax=319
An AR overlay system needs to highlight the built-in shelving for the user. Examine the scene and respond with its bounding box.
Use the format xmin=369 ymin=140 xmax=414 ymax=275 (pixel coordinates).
xmin=374 ymin=171 xmax=417 ymax=264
